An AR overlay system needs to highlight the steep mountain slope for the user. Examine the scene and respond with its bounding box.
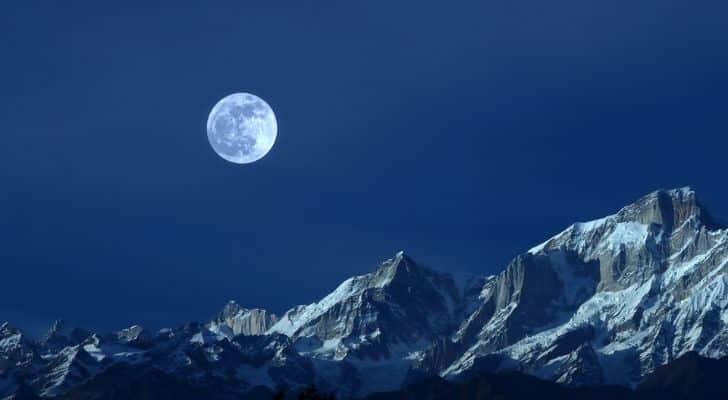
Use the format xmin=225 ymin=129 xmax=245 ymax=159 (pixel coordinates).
xmin=267 ymin=251 xmax=483 ymax=394
xmin=0 ymin=323 xmax=40 ymax=398
xmin=1 ymin=187 xmax=727 ymax=399
xmin=425 ymin=187 xmax=728 ymax=387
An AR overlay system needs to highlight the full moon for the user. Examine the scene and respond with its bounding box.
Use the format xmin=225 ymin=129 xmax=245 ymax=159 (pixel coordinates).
xmin=206 ymin=93 xmax=278 ymax=164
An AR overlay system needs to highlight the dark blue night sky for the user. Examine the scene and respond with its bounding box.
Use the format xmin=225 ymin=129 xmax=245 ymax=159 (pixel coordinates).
xmin=1 ymin=1 xmax=727 ymax=335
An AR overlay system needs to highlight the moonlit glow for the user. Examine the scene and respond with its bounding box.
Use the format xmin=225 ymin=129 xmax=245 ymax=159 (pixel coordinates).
xmin=206 ymin=93 xmax=277 ymax=164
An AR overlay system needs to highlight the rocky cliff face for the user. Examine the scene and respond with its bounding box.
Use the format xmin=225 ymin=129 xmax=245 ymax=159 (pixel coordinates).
xmin=209 ymin=301 xmax=278 ymax=337
xmin=1 ymin=187 xmax=726 ymax=399
xmin=430 ymin=188 xmax=728 ymax=388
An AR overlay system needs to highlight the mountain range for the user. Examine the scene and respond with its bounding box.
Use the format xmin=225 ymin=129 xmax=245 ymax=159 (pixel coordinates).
xmin=2 ymin=187 xmax=727 ymax=399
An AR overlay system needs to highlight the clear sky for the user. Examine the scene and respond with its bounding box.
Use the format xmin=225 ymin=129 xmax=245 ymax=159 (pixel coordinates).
xmin=1 ymin=0 xmax=727 ymax=335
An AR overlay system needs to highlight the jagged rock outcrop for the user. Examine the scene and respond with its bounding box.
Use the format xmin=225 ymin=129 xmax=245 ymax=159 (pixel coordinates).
xmin=209 ymin=301 xmax=278 ymax=337
xmin=0 ymin=324 xmax=38 ymax=370
xmin=0 ymin=323 xmax=40 ymax=399
xmin=37 ymin=321 xmax=90 ymax=356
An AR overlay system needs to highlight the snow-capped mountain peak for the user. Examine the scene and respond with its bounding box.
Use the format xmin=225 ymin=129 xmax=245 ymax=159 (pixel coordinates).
xmin=431 ymin=188 xmax=728 ymax=387
xmin=268 ymin=251 xmax=465 ymax=352
xmin=2 ymin=188 xmax=727 ymax=398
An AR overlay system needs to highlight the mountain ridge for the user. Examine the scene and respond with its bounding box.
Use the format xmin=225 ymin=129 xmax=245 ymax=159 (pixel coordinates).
xmin=2 ymin=187 xmax=727 ymax=399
